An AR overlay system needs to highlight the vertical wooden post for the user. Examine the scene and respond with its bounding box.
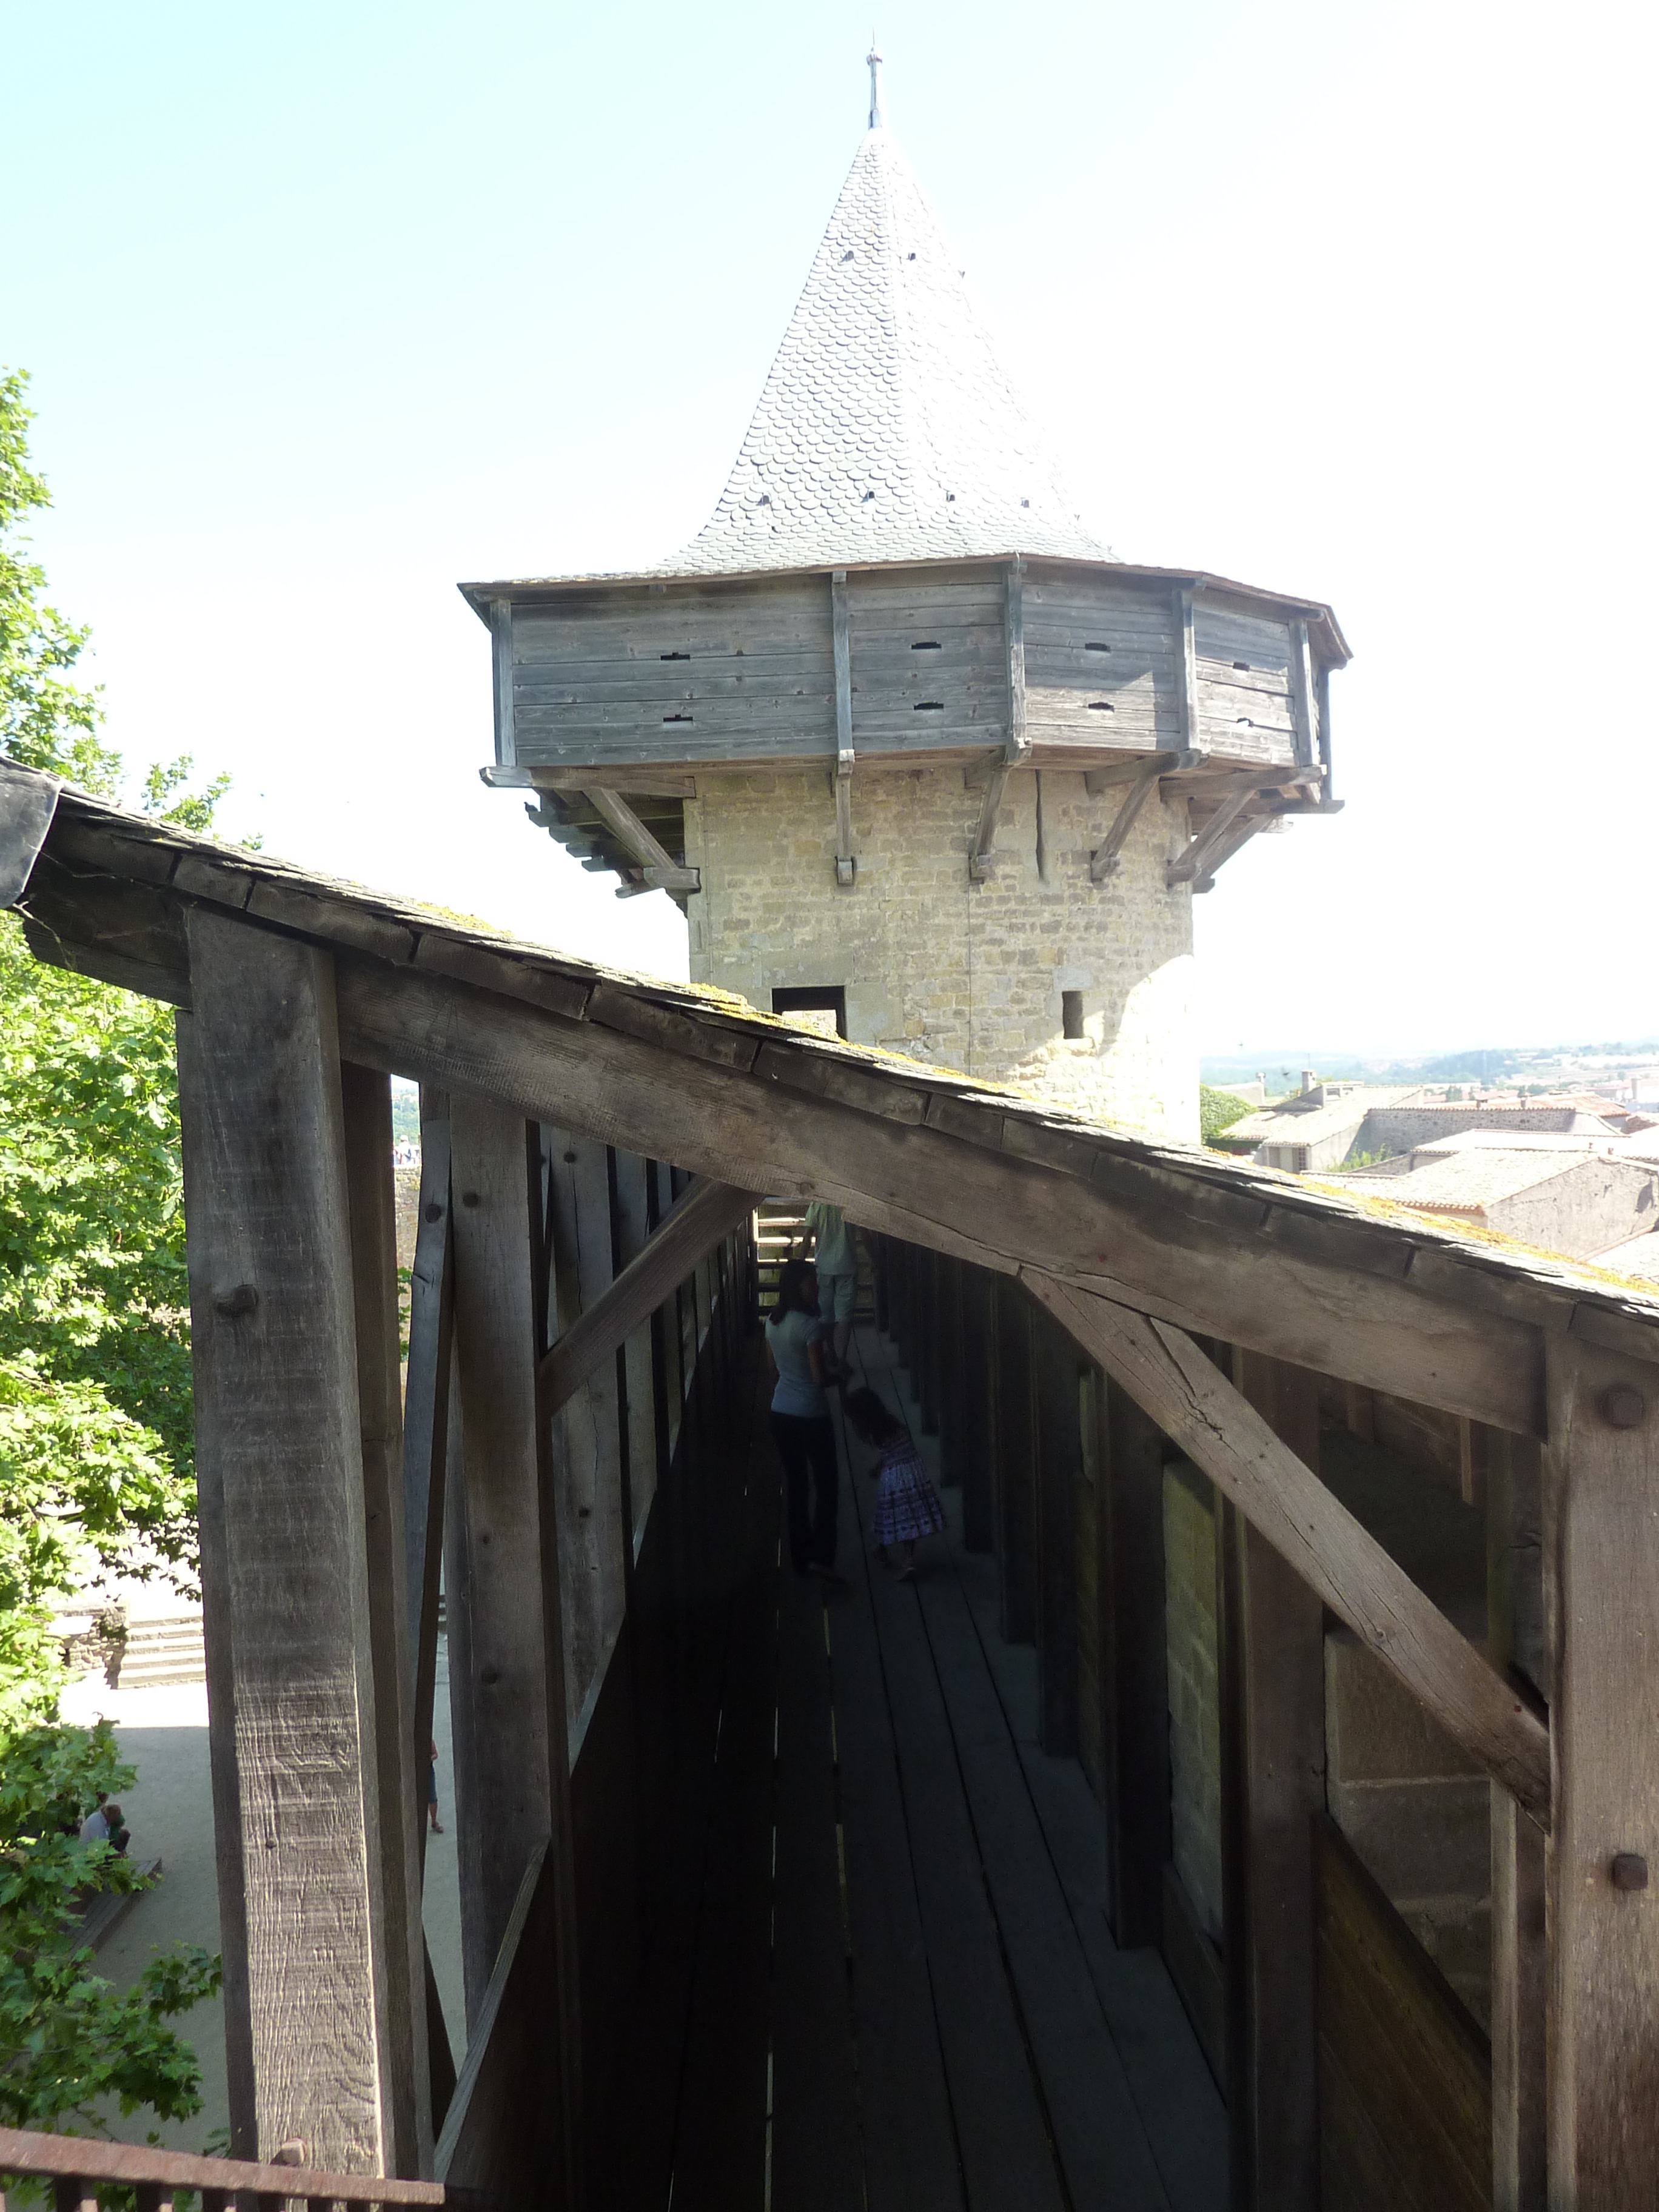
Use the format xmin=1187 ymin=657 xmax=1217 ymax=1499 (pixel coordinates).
xmin=873 ymin=1232 xmax=891 ymax=1336
xmin=444 ymin=1098 xmax=574 ymax=2027
xmin=958 ymin=1266 xmax=997 ymax=1553
xmin=1031 ymin=1307 xmax=1080 ymax=1754
xmin=1546 ymin=1332 xmax=1659 ymax=2210
xmin=176 ymin=911 xmax=409 ymax=2173
xmin=1097 ymin=1375 xmax=1171 ymax=1948
xmin=1218 ymin=1350 xmax=1325 ymax=2212
xmin=917 ymin=1248 xmax=942 ymax=1436
xmin=341 ymin=1064 xmax=432 ymax=2173
xmin=611 ymin=1149 xmax=660 ymax=1555
xmin=1489 ymin=1429 xmax=1546 ymax=2212
xmin=993 ymin=1275 xmax=1037 ymax=1644
xmin=935 ymin=1255 xmax=965 ymax=1486
xmin=545 ymin=1130 xmax=629 ymax=1740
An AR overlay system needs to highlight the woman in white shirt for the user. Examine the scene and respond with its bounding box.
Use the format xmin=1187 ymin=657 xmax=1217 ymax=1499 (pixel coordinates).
xmin=764 ymin=1257 xmax=841 ymax=1580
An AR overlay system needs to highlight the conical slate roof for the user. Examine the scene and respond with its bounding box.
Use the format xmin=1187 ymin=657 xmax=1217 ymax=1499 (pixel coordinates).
xmin=662 ymin=124 xmax=1108 ymax=575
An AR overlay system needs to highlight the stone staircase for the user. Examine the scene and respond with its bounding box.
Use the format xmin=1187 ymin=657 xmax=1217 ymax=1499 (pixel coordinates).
xmin=114 ymin=1609 xmax=206 ymax=1688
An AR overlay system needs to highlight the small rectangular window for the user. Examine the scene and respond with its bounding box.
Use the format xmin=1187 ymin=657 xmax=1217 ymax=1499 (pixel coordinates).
xmin=772 ymin=985 xmax=847 ymax=1039
xmin=1062 ymin=990 xmax=1084 ymax=1040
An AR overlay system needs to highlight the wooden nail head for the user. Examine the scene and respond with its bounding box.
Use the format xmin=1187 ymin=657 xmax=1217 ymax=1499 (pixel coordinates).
xmin=1598 ymin=1384 xmax=1647 ymax=1430
xmin=1610 ymin=1852 xmax=1649 ymax=1892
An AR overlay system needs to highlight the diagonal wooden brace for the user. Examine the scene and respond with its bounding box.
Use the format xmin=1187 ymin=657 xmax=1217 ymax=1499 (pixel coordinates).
xmin=1023 ymin=1270 xmax=1552 ymax=1830
xmin=535 ymin=1176 xmax=760 ymax=1419
xmin=581 ymin=786 xmax=700 ymax=896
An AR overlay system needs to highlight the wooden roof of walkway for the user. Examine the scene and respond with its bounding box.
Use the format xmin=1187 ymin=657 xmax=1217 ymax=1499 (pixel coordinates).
xmin=8 ymin=757 xmax=1659 ymax=2203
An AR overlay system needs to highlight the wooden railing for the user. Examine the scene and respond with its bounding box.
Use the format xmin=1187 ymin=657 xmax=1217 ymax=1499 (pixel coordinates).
xmin=0 ymin=2128 xmax=488 ymax=2212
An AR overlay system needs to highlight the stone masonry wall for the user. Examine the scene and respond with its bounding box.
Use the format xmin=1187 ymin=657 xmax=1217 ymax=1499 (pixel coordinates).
xmin=1164 ymin=1459 xmax=1224 ymax=1940
xmin=682 ymin=763 xmax=1199 ymax=1142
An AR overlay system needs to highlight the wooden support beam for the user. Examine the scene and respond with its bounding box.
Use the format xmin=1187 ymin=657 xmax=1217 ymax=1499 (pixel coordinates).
xmin=935 ymin=1254 xmax=965 ymax=1489
xmin=1493 ymin=1780 xmax=1547 ymax=2211
xmin=969 ymin=757 xmax=1015 ymax=882
xmin=1085 ymin=751 xmax=1193 ymax=797
xmin=341 ymin=1064 xmax=432 ymax=2175
xmin=1092 ymin=1373 xmax=1171 ymax=1948
xmin=579 ymin=786 xmax=699 ymax=895
xmin=968 ymin=558 xmax=1030 ymax=883
xmin=959 ymin=1265 xmax=996 ymax=1548
xmin=535 ymin=1176 xmax=758 ymax=1423
xmin=831 ymin=570 xmax=856 ymax=888
xmin=175 ymin=911 xmax=412 ymax=2172
xmin=1289 ymin=619 xmax=1317 ymax=771
xmin=609 ymin=1149 xmax=662 ymax=1552
xmin=326 ymin=951 xmax=1550 ymax=1438
xmin=1544 ymin=1332 xmax=1659 ymax=2208
xmin=1162 ymin=763 xmax=1325 ymax=802
xmin=1167 ymin=784 xmax=1261 ymax=887
xmin=529 ymin=769 xmax=697 ymax=798
xmin=1025 ymin=1274 xmax=1553 ymax=1828
xmin=1174 ymin=585 xmax=1199 ymax=754
xmin=543 ymin=1128 xmax=629 ymax=1746
xmin=490 ymin=600 xmax=515 ymax=769
xmin=444 ymin=1098 xmax=574 ymax=2037
xmin=1031 ymin=1308 xmax=1082 ymax=1754
xmin=1190 ymin=810 xmax=1279 ymax=895
xmin=403 ymin=1089 xmax=454 ymax=1846
xmin=1088 ymin=757 xmax=1162 ymax=882
xmin=993 ymin=1275 xmax=1037 ymax=1644
xmin=1217 ymin=1352 xmax=1324 ymax=2212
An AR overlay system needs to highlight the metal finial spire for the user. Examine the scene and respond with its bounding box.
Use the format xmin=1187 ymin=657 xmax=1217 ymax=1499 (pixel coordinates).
xmin=866 ymin=38 xmax=883 ymax=129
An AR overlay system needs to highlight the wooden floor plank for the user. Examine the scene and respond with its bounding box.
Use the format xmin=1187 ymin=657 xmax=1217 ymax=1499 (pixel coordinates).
xmin=840 ymin=1335 xmax=1064 ymax=2212
xmin=866 ymin=1322 xmax=1227 ymax=2212
xmin=832 ymin=1430 xmax=967 ymax=2212
xmin=772 ymin=1561 xmax=864 ymax=2211
xmin=916 ymin=1565 xmax=1175 ymax=2211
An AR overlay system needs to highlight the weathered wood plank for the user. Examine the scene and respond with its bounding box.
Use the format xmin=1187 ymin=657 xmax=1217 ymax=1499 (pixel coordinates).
xmin=993 ymin=1276 xmax=1037 ymax=1645
xmin=1095 ymin=1373 xmax=1172 ymax=1948
xmin=1544 ymin=1332 xmax=1659 ymax=2208
xmin=1027 ymin=1276 xmax=1552 ymax=1827
xmin=957 ymin=1266 xmax=996 ymax=1551
xmin=1031 ymin=1309 xmax=1080 ymax=1753
xmin=325 ymin=949 xmax=1551 ymax=1436
xmin=1315 ymin=1815 xmax=1492 ymax=2212
xmin=543 ymin=1130 xmax=629 ymax=1743
xmin=175 ymin=913 xmax=406 ymax=2171
xmin=403 ymin=1088 xmax=454 ymax=1860
xmin=341 ymin=1064 xmax=431 ymax=2173
xmin=537 ymin=1177 xmax=758 ymax=1422
xmin=1219 ymin=1352 xmax=1325 ymax=2212
xmin=444 ymin=1101 xmax=572 ymax=2037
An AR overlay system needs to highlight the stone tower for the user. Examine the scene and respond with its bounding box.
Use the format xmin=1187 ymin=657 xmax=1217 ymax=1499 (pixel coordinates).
xmin=465 ymin=66 xmax=1349 ymax=1142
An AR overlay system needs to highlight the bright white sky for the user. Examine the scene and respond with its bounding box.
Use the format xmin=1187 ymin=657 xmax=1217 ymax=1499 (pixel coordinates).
xmin=7 ymin=0 xmax=1655 ymax=1057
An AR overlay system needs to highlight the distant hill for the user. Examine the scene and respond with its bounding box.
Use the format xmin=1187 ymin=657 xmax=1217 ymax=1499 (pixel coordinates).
xmin=1202 ymin=1036 xmax=1659 ymax=1092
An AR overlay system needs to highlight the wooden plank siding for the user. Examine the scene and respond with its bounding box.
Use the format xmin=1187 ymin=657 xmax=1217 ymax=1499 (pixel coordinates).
xmin=503 ymin=561 xmax=1313 ymax=776
xmin=1315 ymin=1815 xmax=1492 ymax=2212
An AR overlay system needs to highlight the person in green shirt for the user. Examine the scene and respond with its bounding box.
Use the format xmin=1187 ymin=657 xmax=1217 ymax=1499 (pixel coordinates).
xmin=803 ymin=1198 xmax=857 ymax=1376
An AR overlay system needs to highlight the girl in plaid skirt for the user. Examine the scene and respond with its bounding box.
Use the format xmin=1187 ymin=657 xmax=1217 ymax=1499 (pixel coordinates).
xmin=844 ymin=1387 xmax=945 ymax=1580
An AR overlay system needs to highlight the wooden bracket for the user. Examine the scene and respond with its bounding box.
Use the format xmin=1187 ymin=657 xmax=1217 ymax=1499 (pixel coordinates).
xmin=1090 ymin=759 xmax=1162 ymax=882
xmin=831 ymin=571 xmax=856 ymax=887
xmin=489 ymin=600 xmax=516 ymax=769
xmin=1290 ymin=618 xmax=1318 ymax=771
xmin=833 ymin=751 xmax=856 ymax=888
xmin=579 ymin=786 xmax=700 ymax=896
xmin=971 ymin=559 xmax=1030 ymax=883
xmin=1167 ymin=767 xmax=1320 ymax=890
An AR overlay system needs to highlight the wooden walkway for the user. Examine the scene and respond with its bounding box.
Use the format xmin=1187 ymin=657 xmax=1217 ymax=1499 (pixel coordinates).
xmin=655 ymin=1323 xmax=1227 ymax=2212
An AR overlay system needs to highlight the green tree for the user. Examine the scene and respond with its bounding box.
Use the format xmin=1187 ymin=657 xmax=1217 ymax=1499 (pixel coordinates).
xmin=1 ymin=366 xmax=224 ymax=2136
xmin=1199 ymin=1084 xmax=1255 ymax=1148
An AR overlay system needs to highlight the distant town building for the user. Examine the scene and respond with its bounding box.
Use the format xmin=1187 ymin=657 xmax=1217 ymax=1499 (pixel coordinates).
xmin=1228 ymin=1077 xmax=1659 ymax=1272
